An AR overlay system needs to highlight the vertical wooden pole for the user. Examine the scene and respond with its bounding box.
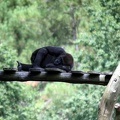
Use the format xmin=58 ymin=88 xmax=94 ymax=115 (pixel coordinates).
xmin=98 ymin=62 xmax=120 ymax=120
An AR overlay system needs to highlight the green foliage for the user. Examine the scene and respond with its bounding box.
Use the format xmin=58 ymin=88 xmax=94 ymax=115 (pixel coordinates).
xmin=0 ymin=0 xmax=119 ymax=119
xmin=0 ymin=0 xmax=86 ymax=57
xmin=39 ymin=83 xmax=105 ymax=120
xmin=75 ymin=0 xmax=120 ymax=72
xmin=0 ymin=82 xmax=39 ymax=120
xmin=62 ymin=85 xmax=104 ymax=120
xmin=0 ymin=42 xmax=17 ymax=69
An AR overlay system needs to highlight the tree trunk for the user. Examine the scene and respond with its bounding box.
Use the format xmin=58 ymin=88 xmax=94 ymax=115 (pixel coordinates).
xmin=98 ymin=62 xmax=120 ymax=120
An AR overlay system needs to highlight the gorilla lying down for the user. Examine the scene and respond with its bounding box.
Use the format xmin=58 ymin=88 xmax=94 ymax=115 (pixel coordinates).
xmin=17 ymin=46 xmax=74 ymax=72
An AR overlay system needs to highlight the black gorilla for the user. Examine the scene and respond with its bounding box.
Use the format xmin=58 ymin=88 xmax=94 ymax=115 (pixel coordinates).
xmin=17 ymin=46 xmax=74 ymax=72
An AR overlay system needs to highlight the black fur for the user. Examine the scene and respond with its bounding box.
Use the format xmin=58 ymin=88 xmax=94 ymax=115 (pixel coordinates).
xmin=17 ymin=46 xmax=74 ymax=72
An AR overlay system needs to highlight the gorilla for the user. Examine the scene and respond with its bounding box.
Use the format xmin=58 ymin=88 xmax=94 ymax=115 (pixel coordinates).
xmin=17 ymin=46 xmax=74 ymax=72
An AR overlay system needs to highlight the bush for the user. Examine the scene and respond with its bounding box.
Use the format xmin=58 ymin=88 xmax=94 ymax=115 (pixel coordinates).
xmin=38 ymin=83 xmax=105 ymax=120
xmin=0 ymin=42 xmax=17 ymax=69
xmin=0 ymin=82 xmax=39 ymax=120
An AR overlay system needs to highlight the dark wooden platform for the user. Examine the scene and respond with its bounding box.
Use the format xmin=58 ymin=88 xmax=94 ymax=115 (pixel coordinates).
xmin=0 ymin=68 xmax=113 ymax=85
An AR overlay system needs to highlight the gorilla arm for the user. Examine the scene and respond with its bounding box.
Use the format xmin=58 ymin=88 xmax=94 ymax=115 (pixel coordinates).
xmin=45 ymin=63 xmax=71 ymax=72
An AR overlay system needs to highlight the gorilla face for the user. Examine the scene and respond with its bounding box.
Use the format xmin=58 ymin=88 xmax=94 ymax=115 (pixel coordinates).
xmin=49 ymin=54 xmax=72 ymax=72
xmin=54 ymin=57 xmax=63 ymax=65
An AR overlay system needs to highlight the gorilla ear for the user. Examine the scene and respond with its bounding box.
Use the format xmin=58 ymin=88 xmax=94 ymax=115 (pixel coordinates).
xmin=62 ymin=53 xmax=74 ymax=67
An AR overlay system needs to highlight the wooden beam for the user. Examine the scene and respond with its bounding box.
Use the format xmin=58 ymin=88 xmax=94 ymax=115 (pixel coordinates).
xmin=98 ymin=62 xmax=120 ymax=120
xmin=0 ymin=70 xmax=111 ymax=85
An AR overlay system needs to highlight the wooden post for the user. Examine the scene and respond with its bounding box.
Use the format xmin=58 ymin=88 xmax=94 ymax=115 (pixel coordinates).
xmin=98 ymin=62 xmax=120 ymax=120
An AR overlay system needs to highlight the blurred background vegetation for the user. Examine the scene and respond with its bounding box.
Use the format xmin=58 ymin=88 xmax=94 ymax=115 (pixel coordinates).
xmin=0 ymin=0 xmax=120 ymax=119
